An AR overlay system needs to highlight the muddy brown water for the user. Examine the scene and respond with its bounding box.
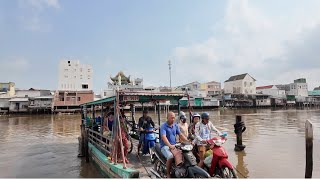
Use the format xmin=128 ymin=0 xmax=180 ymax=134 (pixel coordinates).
xmin=0 ymin=108 xmax=319 ymax=178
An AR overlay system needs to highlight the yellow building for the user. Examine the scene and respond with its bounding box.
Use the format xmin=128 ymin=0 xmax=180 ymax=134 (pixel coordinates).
xmin=0 ymin=82 xmax=15 ymax=97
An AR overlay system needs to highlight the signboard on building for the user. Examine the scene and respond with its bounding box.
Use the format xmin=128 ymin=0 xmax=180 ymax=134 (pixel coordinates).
xmin=123 ymin=96 xmax=139 ymax=101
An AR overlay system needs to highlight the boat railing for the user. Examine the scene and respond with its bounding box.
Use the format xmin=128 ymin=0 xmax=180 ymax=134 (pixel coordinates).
xmin=87 ymin=128 xmax=113 ymax=156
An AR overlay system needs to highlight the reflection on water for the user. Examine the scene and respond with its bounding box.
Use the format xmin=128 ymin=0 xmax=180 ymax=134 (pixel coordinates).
xmin=0 ymin=108 xmax=319 ymax=178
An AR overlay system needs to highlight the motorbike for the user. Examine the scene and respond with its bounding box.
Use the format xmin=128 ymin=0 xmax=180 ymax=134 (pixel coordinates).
xmin=203 ymin=132 xmax=237 ymax=178
xmin=142 ymin=127 xmax=157 ymax=156
xmin=150 ymin=142 xmax=211 ymax=178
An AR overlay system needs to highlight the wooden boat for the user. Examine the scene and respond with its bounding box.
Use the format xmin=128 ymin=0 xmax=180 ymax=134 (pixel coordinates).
xmin=78 ymin=90 xmax=184 ymax=178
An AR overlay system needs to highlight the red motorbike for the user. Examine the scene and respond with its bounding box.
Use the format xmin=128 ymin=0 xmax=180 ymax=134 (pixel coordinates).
xmin=204 ymin=133 xmax=237 ymax=178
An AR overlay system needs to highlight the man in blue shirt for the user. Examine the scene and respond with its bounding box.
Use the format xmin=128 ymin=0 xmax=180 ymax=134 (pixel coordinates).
xmin=160 ymin=111 xmax=188 ymax=178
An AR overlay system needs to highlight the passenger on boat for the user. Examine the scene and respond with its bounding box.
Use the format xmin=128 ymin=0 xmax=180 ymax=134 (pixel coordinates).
xmin=137 ymin=109 xmax=155 ymax=154
xmin=178 ymin=114 xmax=189 ymax=140
xmin=103 ymin=112 xmax=114 ymax=137
xmin=194 ymin=112 xmax=222 ymax=168
xmin=188 ymin=113 xmax=201 ymax=140
xmin=160 ymin=111 xmax=188 ymax=178
xmin=116 ymin=116 xmax=129 ymax=163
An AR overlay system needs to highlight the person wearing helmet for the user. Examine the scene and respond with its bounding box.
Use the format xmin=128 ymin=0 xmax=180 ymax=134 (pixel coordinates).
xmin=178 ymin=114 xmax=189 ymax=139
xmin=137 ymin=109 xmax=155 ymax=155
xmin=194 ymin=112 xmax=222 ymax=168
xmin=188 ymin=113 xmax=201 ymax=140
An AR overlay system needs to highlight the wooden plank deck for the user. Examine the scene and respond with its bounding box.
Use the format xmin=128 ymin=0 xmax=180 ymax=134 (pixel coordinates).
xmin=126 ymin=139 xmax=157 ymax=179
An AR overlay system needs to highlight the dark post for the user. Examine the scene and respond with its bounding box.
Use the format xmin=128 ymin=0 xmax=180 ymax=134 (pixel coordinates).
xmin=177 ymin=100 xmax=181 ymax=117
xmin=92 ymin=105 xmax=95 ymax=119
xmin=157 ymin=101 xmax=161 ymax=139
xmin=234 ymin=115 xmax=246 ymax=151
xmin=305 ymin=120 xmax=313 ymax=178
xmin=101 ymin=103 xmax=104 ymax=135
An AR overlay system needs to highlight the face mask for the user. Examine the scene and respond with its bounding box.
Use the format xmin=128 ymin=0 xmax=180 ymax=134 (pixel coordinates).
xmin=181 ymin=119 xmax=186 ymax=123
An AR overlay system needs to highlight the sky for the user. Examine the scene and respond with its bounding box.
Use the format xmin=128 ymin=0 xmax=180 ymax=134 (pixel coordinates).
xmin=0 ymin=0 xmax=320 ymax=93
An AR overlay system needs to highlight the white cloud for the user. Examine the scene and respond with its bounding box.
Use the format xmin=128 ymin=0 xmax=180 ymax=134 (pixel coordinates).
xmin=172 ymin=0 xmax=320 ymax=90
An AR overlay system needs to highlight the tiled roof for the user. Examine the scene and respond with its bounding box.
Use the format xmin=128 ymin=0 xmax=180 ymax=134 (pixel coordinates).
xmin=256 ymin=85 xmax=273 ymax=90
xmin=225 ymin=73 xmax=256 ymax=82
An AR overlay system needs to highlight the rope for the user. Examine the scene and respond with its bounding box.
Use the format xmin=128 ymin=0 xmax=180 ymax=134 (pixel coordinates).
xmin=136 ymin=153 xmax=152 ymax=178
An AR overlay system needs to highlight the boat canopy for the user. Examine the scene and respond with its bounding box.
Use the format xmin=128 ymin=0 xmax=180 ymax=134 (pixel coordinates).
xmin=80 ymin=90 xmax=185 ymax=106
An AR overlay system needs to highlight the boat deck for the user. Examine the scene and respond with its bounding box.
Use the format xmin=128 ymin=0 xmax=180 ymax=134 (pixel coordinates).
xmin=126 ymin=139 xmax=157 ymax=179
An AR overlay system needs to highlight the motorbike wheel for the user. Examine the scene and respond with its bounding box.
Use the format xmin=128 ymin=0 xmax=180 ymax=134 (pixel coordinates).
xmin=154 ymin=159 xmax=165 ymax=178
xmin=127 ymin=136 xmax=133 ymax=154
xmin=220 ymin=166 xmax=237 ymax=178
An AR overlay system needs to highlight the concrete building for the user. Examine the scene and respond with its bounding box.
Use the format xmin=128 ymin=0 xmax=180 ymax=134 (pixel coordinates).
xmin=175 ymin=81 xmax=207 ymax=97
xmin=201 ymin=81 xmax=221 ymax=97
xmin=0 ymin=82 xmax=16 ymax=112
xmin=9 ymin=98 xmax=29 ymax=112
xmin=287 ymin=78 xmax=309 ymax=97
xmin=224 ymin=73 xmax=256 ymax=94
xmin=53 ymin=90 xmax=94 ymax=112
xmin=58 ymin=60 xmax=93 ymax=91
xmin=256 ymin=85 xmax=286 ymax=98
xmin=0 ymin=82 xmax=15 ymax=97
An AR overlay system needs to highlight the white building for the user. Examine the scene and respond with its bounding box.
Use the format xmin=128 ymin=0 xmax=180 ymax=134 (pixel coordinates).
xmin=101 ymin=71 xmax=144 ymax=98
xmin=58 ymin=60 xmax=93 ymax=91
xmin=175 ymin=81 xmax=207 ymax=97
xmin=256 ymin=85 xmax=286 ymax=98
xmin=224 ymin=73 xmax=256 ymax=94
xmin=287 ymin=78 xmax=308 ymax=97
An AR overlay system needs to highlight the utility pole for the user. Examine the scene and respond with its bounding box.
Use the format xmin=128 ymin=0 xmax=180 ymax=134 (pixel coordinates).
xmin=168 ymin=60 xmax=172 ymax=88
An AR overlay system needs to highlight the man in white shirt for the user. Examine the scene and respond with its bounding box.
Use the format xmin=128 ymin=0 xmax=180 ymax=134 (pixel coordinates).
xmin=194 ymin=112 xmax=222 ymax=168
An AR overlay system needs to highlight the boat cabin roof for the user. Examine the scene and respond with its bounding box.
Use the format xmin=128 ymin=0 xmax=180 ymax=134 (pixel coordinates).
xmin=80 ymin=90 xmax=185 ymax=106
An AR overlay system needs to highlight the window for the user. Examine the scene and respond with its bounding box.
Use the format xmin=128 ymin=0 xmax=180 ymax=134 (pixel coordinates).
xmin=244 ymin=82 xmax=247 ymax=87
xmin=88 ymin=69 xmax=91 ymax=72
xmin=59 ymin=97 xmax=64 ymax=101
xmin=104 ymin=92 xmax=107 ymax=96
xmin=67 ymin=97 xmax=70 ymax=101
xmin=74 ymin=76 xmax=76 ymax=79
xmin=80 ymin=75 xmax=83 ymax=79
xmin=64 ymin=75 xmax=68 ymax=78
xmin=77 ymin=97 xmax=81 ymax=101
xmin=88 ymin=76 xmax=90 ymax=79
xmin=80 ymin=68 xmax=83 ymax=72
xmin=250 ymin=82 xmax=252 ymax=86
xmin=82 ymin=84 xmax=88 ymax=89
xmin=65 ymin=69 xmax=68 ymax=71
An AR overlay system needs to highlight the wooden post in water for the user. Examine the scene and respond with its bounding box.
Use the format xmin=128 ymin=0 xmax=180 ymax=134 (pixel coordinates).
xmin=157 ymin=101 xmax=161 ymax=139
xmin=305 ymin=120 xmax=313 ymax=178
xmin=234 ymin=115 xmax=246 ymax=151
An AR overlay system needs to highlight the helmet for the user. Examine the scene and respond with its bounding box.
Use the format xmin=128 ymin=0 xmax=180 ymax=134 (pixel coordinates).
xmin=192 ymin=113 xmax=201 ymax=120
xmin=201 ymin=112 xmax=210 ymax=119
xmin=180 ymin=114 xmax=187 ymax=120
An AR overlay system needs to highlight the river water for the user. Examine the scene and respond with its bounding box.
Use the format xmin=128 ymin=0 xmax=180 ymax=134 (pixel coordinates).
xmin=0 ymin=108 xmax=319 ymax=178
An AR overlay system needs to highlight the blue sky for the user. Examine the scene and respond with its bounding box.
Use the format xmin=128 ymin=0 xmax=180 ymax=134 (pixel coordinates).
xmin=1 ymin=0 xmax=320 ymax=93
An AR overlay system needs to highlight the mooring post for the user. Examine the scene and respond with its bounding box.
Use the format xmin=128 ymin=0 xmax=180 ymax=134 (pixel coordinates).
xmin=157 ymin=101 xmax=161 ymax=140
xmin=305 ymin=120 xmax=313 ymax=178
xmin=234 ymin=115 xmax=246 ymax=151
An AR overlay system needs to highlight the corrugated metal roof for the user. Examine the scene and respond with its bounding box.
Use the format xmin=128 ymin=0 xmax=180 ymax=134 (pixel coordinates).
xmin=9 ymin=98 xmax=29 ymax=102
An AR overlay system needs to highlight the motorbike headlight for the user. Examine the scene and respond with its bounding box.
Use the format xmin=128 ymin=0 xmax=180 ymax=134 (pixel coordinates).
xmin=181 ymin=144 xmax=193 ymax=151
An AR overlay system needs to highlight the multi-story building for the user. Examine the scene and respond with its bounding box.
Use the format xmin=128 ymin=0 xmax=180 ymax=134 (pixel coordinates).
xmin=201 ymin=81 xmax=221 ymax=97
xmin=58 ymin=60 xmax=93 ymax=91
xmin=224 ymin=73 xmax=256 ymax=94
xmin=175 ymin=81 xmax=207 ymax=97
xmin=0 ymin=82 xmax=16 ymax=112
xmin=54 ymin=60 xmax=94 ymax=112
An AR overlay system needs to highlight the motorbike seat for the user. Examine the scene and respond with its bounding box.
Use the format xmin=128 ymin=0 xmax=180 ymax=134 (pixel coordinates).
xmin=155 ymin=143 xmax=167 ymax=163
